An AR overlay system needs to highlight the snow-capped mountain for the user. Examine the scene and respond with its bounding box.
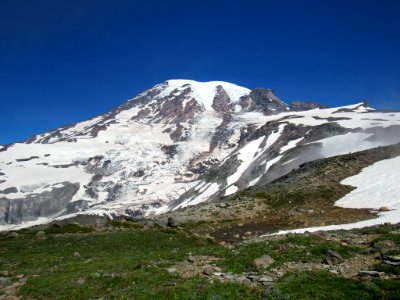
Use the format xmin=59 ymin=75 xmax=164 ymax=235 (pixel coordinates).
xmin=1 ymin=79 xmax=400 ymax=230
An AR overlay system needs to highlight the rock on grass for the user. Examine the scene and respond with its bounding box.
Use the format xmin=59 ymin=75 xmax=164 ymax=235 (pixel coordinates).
xmin=253 ymin=255 xmax=274 ymax=269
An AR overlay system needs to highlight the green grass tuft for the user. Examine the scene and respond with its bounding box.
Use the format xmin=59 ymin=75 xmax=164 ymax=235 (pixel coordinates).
xmin=219 ymin=234 xmax=357 ymax=274
xmin=272 ymin=271 xmax=400 ymax=300
xmin=44 ymin=223 xmax=95 ymax=234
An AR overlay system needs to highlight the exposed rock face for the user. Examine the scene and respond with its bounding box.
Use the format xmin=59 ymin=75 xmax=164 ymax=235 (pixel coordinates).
xmin=1 ymin=79 xmax=400 ymax=229
xmin=239 ymin=88 xmax=288 ymax=114
xmin=0 ymin=187 xmax=18 ymax=194
xmin=161 ymin=144 xmax=180 ymax=159
xmin=15 ymin=156 xmax=39 ymax=162
xmin=210 ymin=114 xmax=233 ymax=152
xmin=85 ymin=156 xmax=118 ymax=177
xmin=0 ymin=182 xmax=79 ymax=225
xmin=212 ymin=86 xmax=232 ymax=113
xmin=290 ymin=101 xmax=327 ymax=111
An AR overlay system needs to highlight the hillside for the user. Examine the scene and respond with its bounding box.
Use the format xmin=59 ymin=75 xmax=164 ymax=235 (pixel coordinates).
xmin=143 ymin=143 xmax=400 ymax=241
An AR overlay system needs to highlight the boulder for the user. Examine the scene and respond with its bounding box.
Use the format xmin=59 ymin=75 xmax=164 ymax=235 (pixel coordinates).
xmin=379 ymin=207 xmax=391 ymax=212
xmin=383 ymin=260 xmax=400 ymax=266
xmin=167 ymin=216 xmax=185 ymax=227
xmin=385 ymin=255 xmax=400 ymax=262
xmin=358 ymin=271 xmax=381 ymax=278
xmin=0 ymin=276 xmax=11 ymax=286
xmin=166 ymin=267 xmax=177 ymax=274
xmin=253 ymin=255 xmax=275 ymax=269
xmin=203 ymin=265 xmax=215 ymax=276
xmin=258 ymin=275 xmax=274 ymax=285
xmin=383 ymin=255 xmax=400 ymax=266
xmin=235 ymin=276 xmax=251 ymax=284
xmin=247 ymin=275 xmax=259 ymax=282
xmin=325 ymin=250 xmax=343 ymax=266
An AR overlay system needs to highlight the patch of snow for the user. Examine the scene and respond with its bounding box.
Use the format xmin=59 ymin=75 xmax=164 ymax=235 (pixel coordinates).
xmin=318 ymin=132 xmax=378 ymax=157
xmin=226 ymin=136 xmax=265 ymax=186
xmin=179 ymin=183 xmax=220 ymax=208
xmin=268 ymin=156 xmax=400 ymax=235
xmin=198 ymin=183 xmax=212 ymax=194
xmin=0 ymin=217 xmax=52 ymax=232
xmin=225 ymin=124 xmax=286 ymax=193
xmin=336 ymin=157 xmax=400 ymax=209
xmin=279 ymin=137 xmax=304 ymax=154
xmin=248 ymin=155 xmax=283 ymax=187
xmin=227 ymin=124 xmax=285 ymax=187
xmin=224 ymin=185 xmax=239 ymax=196
xmin=282 ymin=157 xmax=298 ymax=166
xmin=234 ymin=105 xmax=242 ymax=113
xmin=265 ymin=124 xmax=286 ymax=148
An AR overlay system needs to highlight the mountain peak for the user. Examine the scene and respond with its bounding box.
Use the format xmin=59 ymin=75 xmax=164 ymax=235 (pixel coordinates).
xmin=156 ymin=79 xmax=251 ymax=110
xmin=164 ymin=79 xmax=250 ymax=92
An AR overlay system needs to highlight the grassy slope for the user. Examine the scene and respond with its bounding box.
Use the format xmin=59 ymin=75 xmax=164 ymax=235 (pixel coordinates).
xmin=0 ymin=223 xmax=400 ymax=299
xmin=206 ymin=144 xmax=400 ymax=240
xmin=0 ymin=227 xmax=260 ymax=299
xmin=237 ymin=143 xmax=400 ymax=222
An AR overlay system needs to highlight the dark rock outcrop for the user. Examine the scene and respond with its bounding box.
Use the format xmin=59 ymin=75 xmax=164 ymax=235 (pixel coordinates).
xmin=212 ymin=86 xmax=231 ymax=113
xmin=0 ymin=187 xmax=18 ymax=194
xmin=16 ymin=156 xmax=39 ymax=162
xmin=239 ymin=88 xmax=288 ymax=115
xmin=210 ymin=114 xmax=234 ymax=152
xmin=325 ymin=250 xmax=343 ymax=265
xmin=162 ymin=144 xmax=180 ymax=158
xmin=0 ymin=182 xmax=80 ymax=224
xmin=290 ymin=101 xmax=327 ymax=111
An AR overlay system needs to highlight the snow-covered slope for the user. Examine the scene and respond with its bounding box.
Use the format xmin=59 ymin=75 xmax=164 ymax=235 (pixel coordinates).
xmin=272 ymin=155 xmax=400 ymax=235
xmin=1 ymin=79 xmax=400 ymax=230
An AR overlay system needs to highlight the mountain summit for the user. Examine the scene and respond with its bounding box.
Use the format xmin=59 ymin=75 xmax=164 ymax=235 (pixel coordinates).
xmin=1 ymin=80 xmax=399 ymax=230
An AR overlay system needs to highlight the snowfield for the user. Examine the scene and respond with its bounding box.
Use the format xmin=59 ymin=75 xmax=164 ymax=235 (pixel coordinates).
xmin=271 ymin=156 xmax=400 ymax=235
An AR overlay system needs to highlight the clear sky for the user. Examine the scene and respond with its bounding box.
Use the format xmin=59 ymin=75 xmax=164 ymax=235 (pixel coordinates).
xmin=1 ymin=0 xmax=400 ymax=144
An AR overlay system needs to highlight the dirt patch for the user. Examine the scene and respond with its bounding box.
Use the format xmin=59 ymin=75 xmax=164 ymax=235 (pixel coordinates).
xmin=167 ymin=255 xmax=221 ymax=278
xmin=211 ymin=220 xmax=291 ymax=243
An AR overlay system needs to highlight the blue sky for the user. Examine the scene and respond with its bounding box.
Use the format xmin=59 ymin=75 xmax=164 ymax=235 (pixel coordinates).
xmin=1 ymin=0 xmax=399 ymax=144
